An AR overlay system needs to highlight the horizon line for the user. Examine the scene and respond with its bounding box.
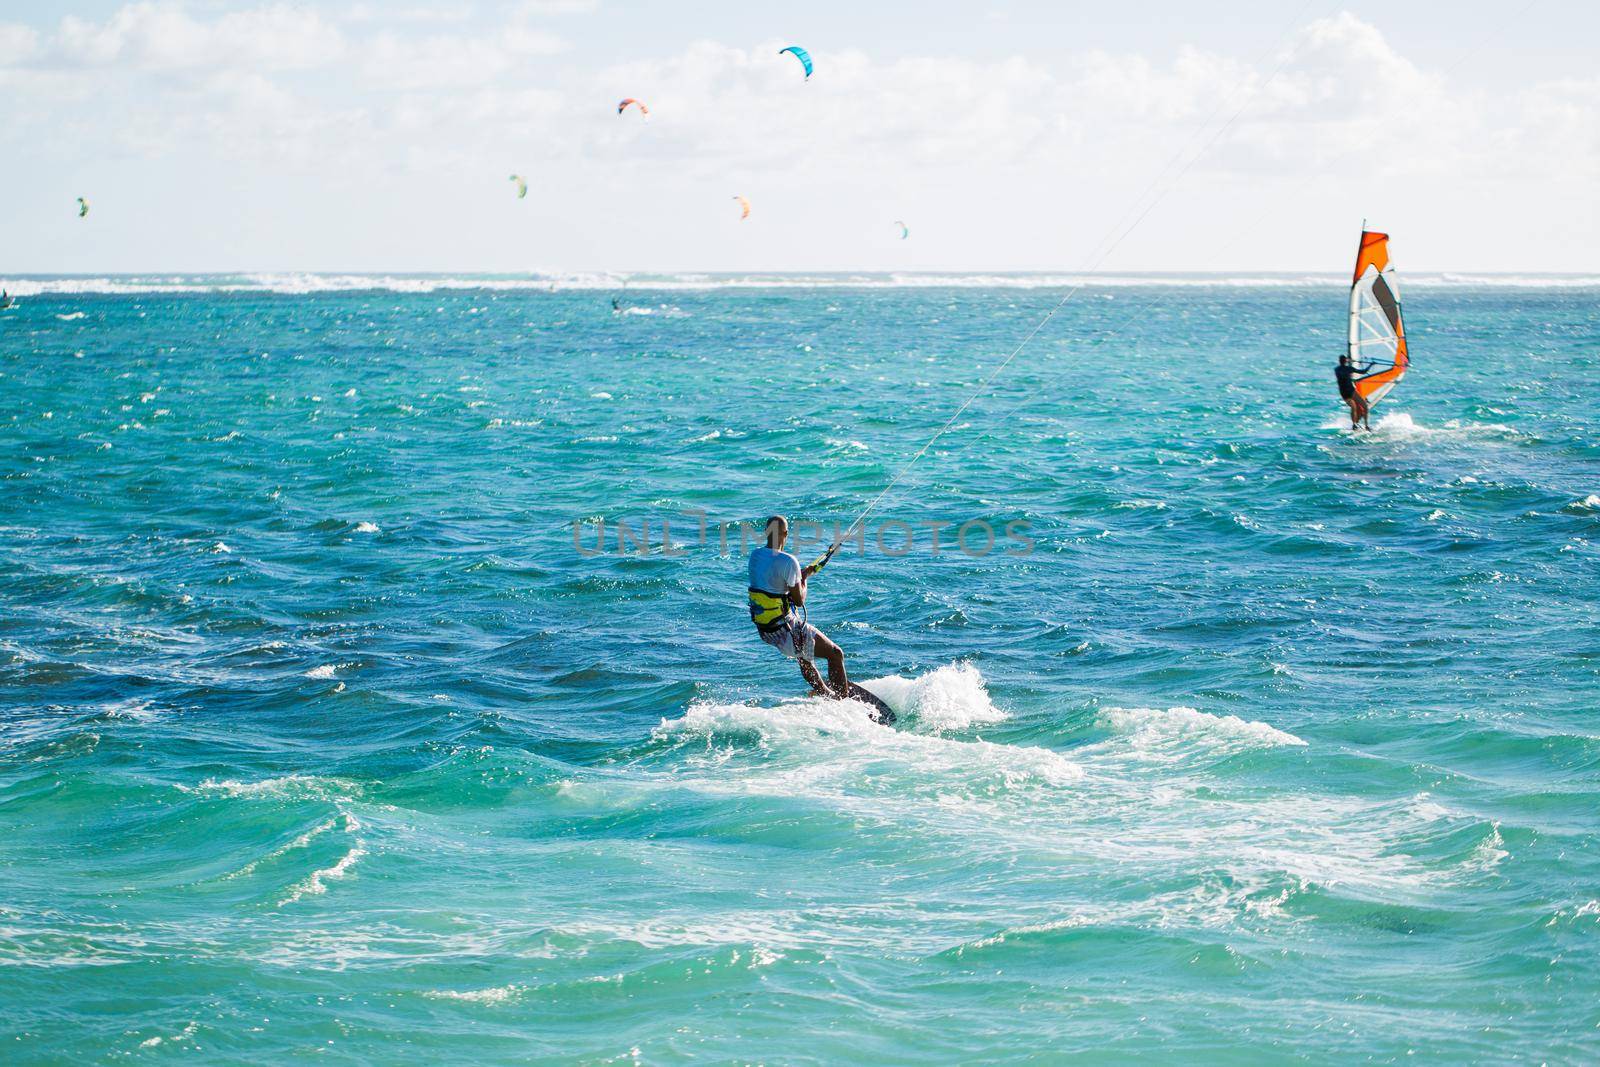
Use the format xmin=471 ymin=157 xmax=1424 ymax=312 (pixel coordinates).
xmin=6 ymin=268 xmax=1600 ymax=278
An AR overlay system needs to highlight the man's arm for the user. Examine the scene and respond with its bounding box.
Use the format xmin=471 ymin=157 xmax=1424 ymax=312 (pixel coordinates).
xmin=787 ymin=556 xmax=806 ymax=606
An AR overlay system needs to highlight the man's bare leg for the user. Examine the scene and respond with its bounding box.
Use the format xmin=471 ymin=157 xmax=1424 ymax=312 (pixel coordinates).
xmin=798 ymin=657 xmax=828 ymax=696
xmin=810 ymin=630 xmax=849 ymax=698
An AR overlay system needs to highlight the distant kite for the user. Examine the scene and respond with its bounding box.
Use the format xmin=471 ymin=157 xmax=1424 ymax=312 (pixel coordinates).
xmin=77 ymin=197 xmax=89 ymax=218
xmin=617 ymin=97 xmax=649 ymax=118
xmin=732 ymin=195 xmax=751 ymax=220
xmin=779 ymin=45 xmax=813 ymax=79
xmin=509 ymin=174 xmax=528 ymax=199
xmin=895 ymin=220 xmax=909 ymax=240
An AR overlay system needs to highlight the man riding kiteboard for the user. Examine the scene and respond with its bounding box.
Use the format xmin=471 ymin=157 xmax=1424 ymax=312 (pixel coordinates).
xmin=747 ymin=516 xmax=849 ymax=698
xmin=746 ymin=516 xmax=894 ymax=723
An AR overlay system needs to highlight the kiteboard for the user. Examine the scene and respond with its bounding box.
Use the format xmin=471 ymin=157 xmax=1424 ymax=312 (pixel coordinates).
xmin=845 ymin=682 xmax=895 ymax=726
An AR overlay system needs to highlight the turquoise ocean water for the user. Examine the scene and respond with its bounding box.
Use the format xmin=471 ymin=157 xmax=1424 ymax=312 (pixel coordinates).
xmin=2 ymin=273 xmax=1598 ymax=1062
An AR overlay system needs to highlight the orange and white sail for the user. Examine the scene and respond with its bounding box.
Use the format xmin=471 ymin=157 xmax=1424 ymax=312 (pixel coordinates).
xmin=1347 ymin=229 xmax=1409 ymax=406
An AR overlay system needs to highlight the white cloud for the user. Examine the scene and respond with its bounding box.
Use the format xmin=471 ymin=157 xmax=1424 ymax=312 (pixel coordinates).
xmin=0 ymin=3 xmax=1594 ymax=269
xmin=41 ymin=3 xmax=345 ymax=72
xmin=5 ymin=4 xmax=1591 ymax=189
xmin=1073 ymin=46 xmax=1244 ymax=124
xmin=0 ymin=22 xmax=38 ymax=65
xmin=360 ymin=26 xmax=568 ymax=89
xmin=516 ymin=0 xmax=599 ymax=15
xmin=341 ymin=3 xmax=477 ymax=24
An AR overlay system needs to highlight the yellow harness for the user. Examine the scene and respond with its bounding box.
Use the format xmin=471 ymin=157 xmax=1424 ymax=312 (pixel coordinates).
xmin=747 ymin=587 xmax=793 ymax=632
xmin=749 ymin=542 xmax=839 ymax=633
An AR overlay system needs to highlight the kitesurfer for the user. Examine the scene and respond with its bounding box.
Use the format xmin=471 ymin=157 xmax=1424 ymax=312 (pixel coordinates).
xmin=748 ymin=515 xmax=849 ymax=699
xmin=1337 ymin=354 xmax=1374 ymax=430
xmin=611 ymin=297 xmax=622 ymax=313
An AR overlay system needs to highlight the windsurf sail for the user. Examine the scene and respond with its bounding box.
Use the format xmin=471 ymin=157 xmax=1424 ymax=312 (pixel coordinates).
xmin=1347 ymin=228 xmax=1409 ymax=406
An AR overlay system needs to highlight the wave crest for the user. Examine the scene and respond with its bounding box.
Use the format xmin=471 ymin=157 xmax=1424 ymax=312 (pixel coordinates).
xmin=1097 ymin=706 xmax=1306 ymax=751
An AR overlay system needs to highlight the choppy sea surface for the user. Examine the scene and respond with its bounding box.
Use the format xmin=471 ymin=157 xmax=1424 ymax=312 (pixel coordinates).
xmin=2 ymin=273 xmax=1597 ymax=1063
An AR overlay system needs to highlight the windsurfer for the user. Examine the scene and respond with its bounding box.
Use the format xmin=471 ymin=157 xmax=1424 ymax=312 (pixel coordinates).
xmin=1337 ymin=354 xmax=1375 ymax=430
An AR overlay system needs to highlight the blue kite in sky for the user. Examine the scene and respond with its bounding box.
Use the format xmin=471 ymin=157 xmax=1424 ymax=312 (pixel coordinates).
xmin=779 ymin=45 xmax=812 ymax=80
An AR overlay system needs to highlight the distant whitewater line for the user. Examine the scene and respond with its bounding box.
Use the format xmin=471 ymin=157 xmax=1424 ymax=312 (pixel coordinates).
xmin=6 ymin=271 xmax=1600 ymax=295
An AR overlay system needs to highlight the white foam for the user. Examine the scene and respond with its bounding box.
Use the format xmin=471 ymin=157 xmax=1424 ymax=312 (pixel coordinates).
xmin=280 ymin=813 xmax=365 ymax=905
xmin=1388 ymin=412 xmax=1523 ymax=441
xmin=1431 ymin=272 xmax=1600 ymax=288
xmin=623 ymin=682 xmax=1490 ymax=936
xmin=957 ymin=879 xmax=1290 ymax=949
xmin=352 ymin=521 xmax=380 ymax=534
xmin=1372 ymin=412 xmax=1426 ymax=438
xmin=651 ymin=667 xmax=1081 ymax=800
xmin=1465 ymin=826 xmax=1508 ymax=874
xmin=1406 ymin=792 xmax=1451 ymax=822
xmin=824 ymin=437 xmax=869 ymax=452
xmin=424 ymin=984 xmax=526 ymax=1005
xmin=555 ymin=915 xmax=814 ymax=953
xmin=303 ymin=664 xmax=340 ymax=679
xmin=223 ymin=817 xmax=340 ymax=881
xmin=100 ymin=699 xmax=158 ymax=722
xmin=1328 ymin=412 xmax=1523 ymax=444
xmin=55 ymin=311 xmax=86 ymax=321
xmin=138 ymin=1023 xmax=198 ymax=1049
xmin=1097 ymin=705 xmax=1306 ymax=750
xmin=659 ymin=694 xmax=884 ymax=743
xmin=864 ymin=662 xmax=1006 ymax=733
xmin=183 ymin=774 xmax=362 ymax=801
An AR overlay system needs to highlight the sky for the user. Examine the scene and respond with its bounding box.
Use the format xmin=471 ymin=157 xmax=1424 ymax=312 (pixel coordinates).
xmin=2 ymin=0 xmax=1596 ymax=273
